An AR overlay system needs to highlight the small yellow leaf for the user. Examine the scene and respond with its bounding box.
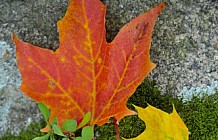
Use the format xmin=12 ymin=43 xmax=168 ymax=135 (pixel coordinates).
xmin=127 ymin=104 xmax=189 ymax=140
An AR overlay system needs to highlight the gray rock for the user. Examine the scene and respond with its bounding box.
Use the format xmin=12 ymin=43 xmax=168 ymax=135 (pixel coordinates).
xmin=0 ymin=36 xmax=40 ymax=136
xmin=0 ymin=85 xmax=39 ymax=136
xmin=0 ymin=0 xmax=217 ymax=136
xmin=0 ymin=0 xmax=68 ymax=136
xmin=0 ymin=39 xmax=37 ymax=136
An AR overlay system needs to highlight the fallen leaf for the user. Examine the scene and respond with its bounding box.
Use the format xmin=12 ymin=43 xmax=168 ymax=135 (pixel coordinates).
xmin=127 ymin=105 xmax=189 ymax=140
xmin=13 ymin=0 xmax=166 ymax=127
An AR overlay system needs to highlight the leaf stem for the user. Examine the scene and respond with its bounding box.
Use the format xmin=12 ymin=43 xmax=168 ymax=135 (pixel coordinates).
xmin=113 ymin=117 xmax=120 ymax=140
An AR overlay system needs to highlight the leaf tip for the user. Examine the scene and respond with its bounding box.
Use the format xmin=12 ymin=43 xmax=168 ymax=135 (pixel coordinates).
xmin=152 ymin=2 xmax=167 ymax=15
xmin=12 ymin=33 xmax=18 ymax=43
xmin=132 ymin=104 xmax=142 ymax=113
xmin=158 ymin=2 xmax=167 ymax=10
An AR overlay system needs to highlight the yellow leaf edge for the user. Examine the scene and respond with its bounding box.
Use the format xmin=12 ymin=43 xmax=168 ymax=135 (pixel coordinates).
xmin=123 ymin=104 xmax=189 ymax=140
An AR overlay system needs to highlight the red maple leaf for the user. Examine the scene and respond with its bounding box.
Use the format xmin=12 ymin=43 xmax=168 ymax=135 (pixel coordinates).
xmin=13 ymin=0 xmax=166 ymax=127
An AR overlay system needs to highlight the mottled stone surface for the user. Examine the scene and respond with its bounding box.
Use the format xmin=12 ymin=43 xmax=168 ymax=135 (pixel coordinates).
xmin=0 ymin=0 xmax=217 ymax=136
xmin=0 ymin=0 xmax=68 ymax=136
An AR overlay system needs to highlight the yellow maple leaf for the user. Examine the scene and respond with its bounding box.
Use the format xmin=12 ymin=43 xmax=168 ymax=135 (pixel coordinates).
xmin=126 ymin=104 xmax=189 ymax=140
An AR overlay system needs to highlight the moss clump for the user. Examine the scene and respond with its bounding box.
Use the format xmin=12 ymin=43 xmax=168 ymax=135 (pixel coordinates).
xmin=180 ymin=92 xmax=218 ymax=140
xmin=1 ymin=80 xmax=217 ymax=140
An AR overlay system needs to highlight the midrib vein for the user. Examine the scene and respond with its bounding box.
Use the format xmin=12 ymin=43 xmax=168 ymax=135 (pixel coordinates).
xmin=81 ymin=0 xmax=97 ymax=125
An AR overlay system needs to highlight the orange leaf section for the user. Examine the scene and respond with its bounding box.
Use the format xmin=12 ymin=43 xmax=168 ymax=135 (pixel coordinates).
xmin=127 ymin=105 xmax=189 ymax=140
xmin=13 ymin=0 xmax=166 ymax=127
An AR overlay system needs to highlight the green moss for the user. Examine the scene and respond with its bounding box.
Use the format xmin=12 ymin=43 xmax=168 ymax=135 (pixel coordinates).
xmin=1 ymin=80 xmax=217 ymax=140
xmin=180 ymin=92 xmax=218 ymax=140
